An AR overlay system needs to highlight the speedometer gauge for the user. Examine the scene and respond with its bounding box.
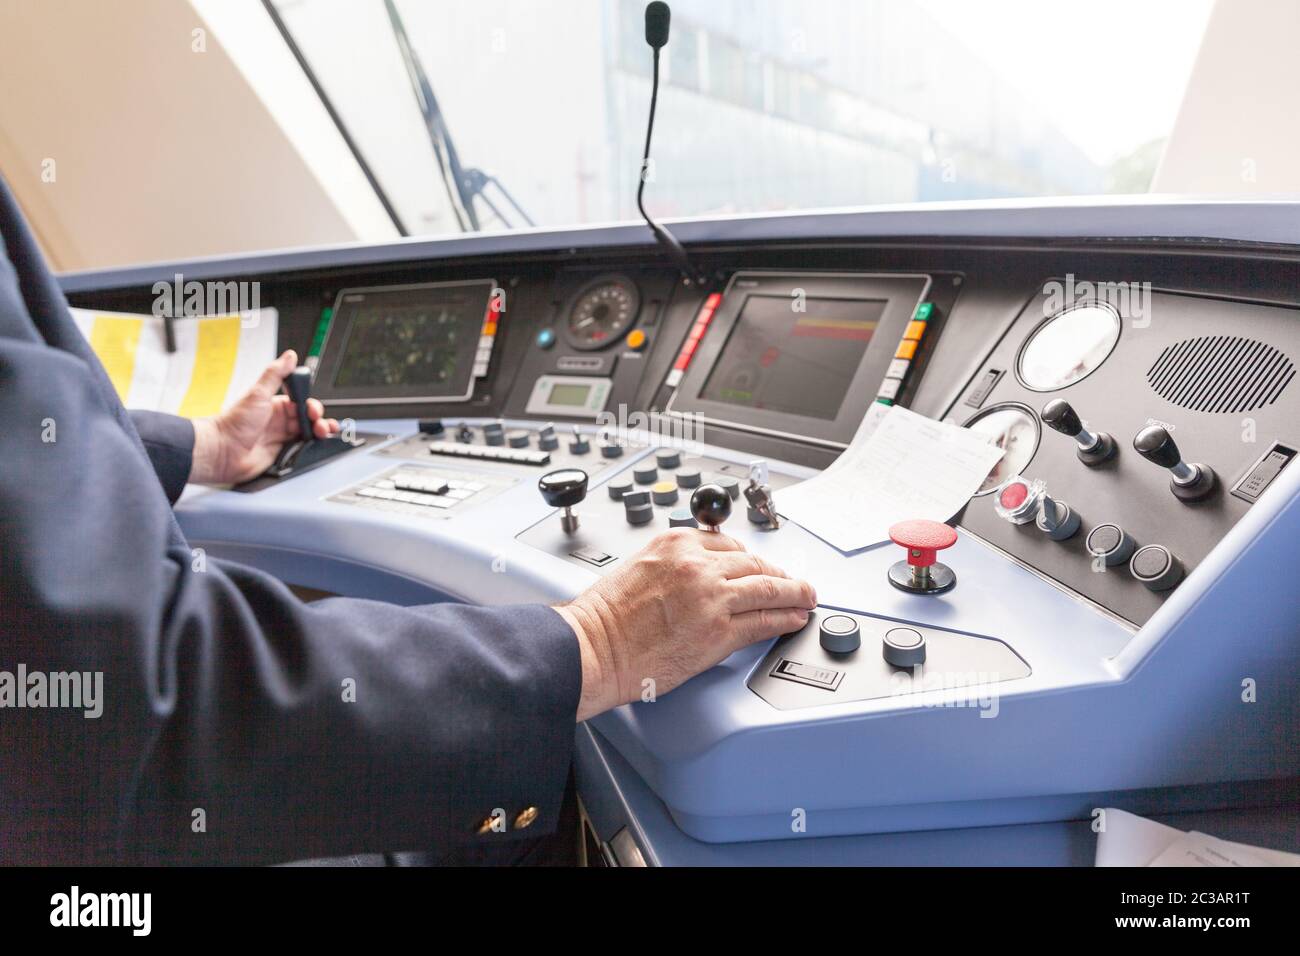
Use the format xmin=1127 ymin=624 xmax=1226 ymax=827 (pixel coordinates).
xmin=564 ymin=275 xmax=640 ymax=350
xmin=964 ymin=403 xmax=1041 ymax=495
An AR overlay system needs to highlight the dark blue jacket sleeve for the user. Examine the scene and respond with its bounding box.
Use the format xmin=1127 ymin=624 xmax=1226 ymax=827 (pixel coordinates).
xmin=0 ymin=192 xmax=581 ymax=865
xmin=128 ymin=409 xmax=194 ymax=504
xmin=0 ymin=335 xmax=582 ymax=863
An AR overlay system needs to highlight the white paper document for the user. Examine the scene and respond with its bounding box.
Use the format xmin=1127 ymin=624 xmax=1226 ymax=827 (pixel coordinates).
xmin=1096 ymin=808 xmax=1300 ymax=867
xmin=778 ymin=405 xmax=1004 ymax=552
xmin=71 ymin=307 xmax=278 ymax=418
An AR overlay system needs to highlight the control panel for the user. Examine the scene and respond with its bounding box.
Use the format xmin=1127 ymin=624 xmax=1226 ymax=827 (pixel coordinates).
xmin=518 ymin=451 xmax=799 ymax=571
xmin=504 ymin=269 xmax=679 ymax=422
xmin=953 ymin=285 xmax=1299 ymax=625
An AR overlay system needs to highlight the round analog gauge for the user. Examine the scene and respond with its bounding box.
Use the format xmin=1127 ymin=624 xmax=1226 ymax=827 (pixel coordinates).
xmin=1017 ymin=303 xmax=1121 ymax=391
xmin=963 ymin=403 xmax=1041 ymax=495
xmin=564 ymin=276 xmax=640 ymax=350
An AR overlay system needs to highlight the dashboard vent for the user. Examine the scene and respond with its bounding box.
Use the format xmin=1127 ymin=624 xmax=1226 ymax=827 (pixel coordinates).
xmin=1147 ymin=336 xmax=1295 ymax=414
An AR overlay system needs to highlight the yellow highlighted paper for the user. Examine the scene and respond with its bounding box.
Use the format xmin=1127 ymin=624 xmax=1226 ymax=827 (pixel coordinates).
xmin=70 ymin=307 xmax=278 ymax=416
xmin=177 ymin=316 xmax=242 ymax=418
xmin=88 ymin=315 xmax=144 ymax=402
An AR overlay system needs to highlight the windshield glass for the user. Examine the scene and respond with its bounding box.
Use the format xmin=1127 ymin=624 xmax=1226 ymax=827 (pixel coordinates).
xmin=269 ymin=0 xmax=1239 ymax=238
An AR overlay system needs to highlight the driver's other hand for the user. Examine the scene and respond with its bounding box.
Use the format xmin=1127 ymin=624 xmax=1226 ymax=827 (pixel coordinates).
xmin=557 ymin=529 xmax=816 ymax=721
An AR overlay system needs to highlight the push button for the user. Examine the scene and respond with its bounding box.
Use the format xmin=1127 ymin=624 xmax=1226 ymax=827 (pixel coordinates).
xmin=818 ymin=614 xmax=861 ymax=654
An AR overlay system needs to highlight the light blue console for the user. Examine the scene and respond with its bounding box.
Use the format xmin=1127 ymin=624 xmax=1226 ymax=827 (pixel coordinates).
xmin=174 ymin=416 xmax=1300 ymax=861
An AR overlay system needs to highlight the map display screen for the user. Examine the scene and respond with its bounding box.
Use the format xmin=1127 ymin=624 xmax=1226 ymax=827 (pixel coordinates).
xmin=320 ymin=281 xmax=494 ymax=403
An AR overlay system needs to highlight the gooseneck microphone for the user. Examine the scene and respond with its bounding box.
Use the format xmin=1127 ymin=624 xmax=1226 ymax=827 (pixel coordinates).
xmin=637 ymin=2 xmax=708 ymax=286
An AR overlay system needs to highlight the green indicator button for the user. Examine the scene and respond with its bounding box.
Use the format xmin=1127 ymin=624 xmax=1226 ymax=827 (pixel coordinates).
xmin=914 ymin=302 xmax=934 ymax=321
xmin=876 ymin=397 xmax=894 ymax=406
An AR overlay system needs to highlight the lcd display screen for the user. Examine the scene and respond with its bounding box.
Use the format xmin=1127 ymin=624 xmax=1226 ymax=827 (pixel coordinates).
xmin=698 ymin=295 xmax=884 ymax=421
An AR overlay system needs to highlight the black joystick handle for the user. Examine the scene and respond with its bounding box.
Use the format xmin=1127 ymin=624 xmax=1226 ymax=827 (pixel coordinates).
xmin=1041 ymin=399 xmax=1115 ymax=465
xmin=1133 ymin=424 xmax=1216 ymax=501
xmin=690 ymin=483 xmax=732 ymax=531
xmin=285 ymin=366 xmax=315 ymax=443
xmin=1041 ymin=399 xmax=1082 ymax=436
xmin=539 ymin=468 xmax=588 ymax=534
xmin=1133 ymin=424 xmax=1180 ymax=469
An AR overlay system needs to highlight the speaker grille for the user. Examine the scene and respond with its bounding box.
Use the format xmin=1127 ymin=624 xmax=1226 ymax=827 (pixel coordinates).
xmin=1147 ymin=336 xmax=1294 ymax=414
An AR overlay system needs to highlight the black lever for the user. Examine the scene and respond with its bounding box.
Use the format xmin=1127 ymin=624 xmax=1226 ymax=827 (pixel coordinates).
xmin=284 ymin=366 xmax=315 ymax=443
xmin=1041 ymin=399 xmax=1115 ymax=465
xmin=1133 ymin=424 xmax=1216 ymax=502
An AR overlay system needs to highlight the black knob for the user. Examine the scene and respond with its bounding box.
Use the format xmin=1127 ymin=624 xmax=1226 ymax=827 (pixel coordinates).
xmin=1041 ymin=399 xmax=1082 ymax=437
xmin=690 ymin=483 xmax=732 ymax=531
xmin=284 ymin=366 xmax=314 ymax=442
xmin=417 ymin=419 xmax=445 ymax=436
xmin=538 ymin=468 xmax=588 ymax=509
xmin=1133 ymin=425 xmax=1181 ymax=469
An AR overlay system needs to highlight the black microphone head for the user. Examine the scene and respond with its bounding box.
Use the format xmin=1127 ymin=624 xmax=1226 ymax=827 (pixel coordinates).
xmin=645 ymin=2 xmax=671 ymax=49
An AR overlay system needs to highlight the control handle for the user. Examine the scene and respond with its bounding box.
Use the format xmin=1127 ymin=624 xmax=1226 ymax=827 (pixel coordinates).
xmin=1132 ymin=424 xmax=1181 ymax=469
xmin=539 ymin=468 xmax=589 ymax=534
xmin=1041 ymin=399 xmax=1114 ymax=465
xmin=284 ymin=366 xmax=315 ymax=443
xmin=690 ymin=483 xmax=732 ymax=532
xmin=1133 ymin=424 xmax=1216 ymax=501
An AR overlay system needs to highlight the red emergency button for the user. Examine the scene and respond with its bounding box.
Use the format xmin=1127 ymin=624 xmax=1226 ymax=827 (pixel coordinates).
xmin=887 ymin=519 xmax=958 ymax=595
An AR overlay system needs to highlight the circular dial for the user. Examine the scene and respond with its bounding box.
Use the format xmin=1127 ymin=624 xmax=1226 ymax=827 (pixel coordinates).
xmin=963 ymin=403 xmax=1041 ymax=495
xmin=564 ymin=276 xmax=640 ymax=350
xmin=1017 ymin=303 xmax=1121 ymax=391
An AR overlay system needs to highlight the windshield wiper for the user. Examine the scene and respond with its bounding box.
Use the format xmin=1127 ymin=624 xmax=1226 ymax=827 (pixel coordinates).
xmin=383 ymin=0 xmax=534 ymax=232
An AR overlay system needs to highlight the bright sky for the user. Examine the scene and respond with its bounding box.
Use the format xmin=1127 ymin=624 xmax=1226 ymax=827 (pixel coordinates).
xmin=915 ymin=0 xmax=1214 ymax=165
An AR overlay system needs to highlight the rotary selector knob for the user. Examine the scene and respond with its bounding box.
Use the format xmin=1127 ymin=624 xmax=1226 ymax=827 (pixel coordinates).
xmin=675 ymin=467 xmax=702 ymax=489
xmin=607 ymin=477 xmax=633 ymax=501
xmin=508 ymin=430 xmax=531 ymax=448
xmin=1129 ymin=544 xmax=1185 ymax=591
xmin=690 ymin=483 xmax=732 ymax=532
xmin=456 ymin=423 xmax=474 ymax=444
xmin=651 ymin=481 xmax=679 ymax=506
xmin=483 ymin=421 xmax=505 ymax=446
xmin=1035 ymin=493 xmax=1081 ymax=541
xmin=655 ymin=450 xmax=682 ymax=469
xmin=569 ymin=426 xmax=590 ymax=455
xmin=1041 ymin=400 xmax=1116 ymax=466
xmin=1085 ymin=523 xmax=1136 ymax=566
xmin=537 ymin=424 xmax=559 ymax=451
xmin=818 ymin=614 xmax=861 ymax=654
xmin=668 ymin=508 xmax=698 ymax=529
xmin=600 ymin=440 xmax=625 ymax=459
xmin=623 ymin=490 xmax=655 ymax=526
xmin=538 ymin=468 xmax=588 ymax=535
xmin=633 ymin=464 xmax=659 ymax=485
xmin=882 ymin=627 xmax=927 ymax=667
xmin=1133 ymin=425 xmax=1216 ymax=502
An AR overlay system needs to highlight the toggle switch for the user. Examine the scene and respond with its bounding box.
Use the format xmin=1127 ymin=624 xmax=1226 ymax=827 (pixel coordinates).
xmin=887 ymin=520 xmax=958 ymax=595
xmin=1041 ymin=399 xmax=1116 ymax=465
xmin=1133 ymin=425 xmax=1216 ymax=502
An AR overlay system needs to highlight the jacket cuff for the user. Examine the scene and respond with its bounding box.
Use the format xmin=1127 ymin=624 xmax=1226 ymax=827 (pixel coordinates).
xmin=128 ymin=410 xmax=195 ymax=504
